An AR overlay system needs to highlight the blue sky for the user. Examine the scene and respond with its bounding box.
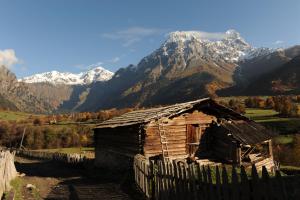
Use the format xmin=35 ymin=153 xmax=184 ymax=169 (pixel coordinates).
xmin=0 ymin=0 xmax=299 ymax=78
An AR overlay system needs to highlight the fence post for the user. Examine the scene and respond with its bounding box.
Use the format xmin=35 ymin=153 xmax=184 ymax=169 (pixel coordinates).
xmin=207 ymin=165 xmax=214 ymax=199
xmin=215 ymin=166 xmax=222 ymax=200
xmin=202 ymin=165 xmax=208 ymax=200
xmin=262 ymin=166 xmax=272 ymax=200
xmin=188 ymin=163 xmax=197 ymax=200
xmin=275 ymin=169 xmax=288 ymax=200
xmin=240 ymin=166 xmax=250 ymax=200
xmin=231 ymin=166 xmax=239 ymax=200
xmin=172 ymin=160 xmax=179 ymax=200
xmin=221 ymin=165 xmax=230 ymax=200
xmin=196 ymin=163 xmax=204 ymax=200
xmin=149 ymin=160 xmax=156 ymax=199
xmin=251 ymin=164 xmax=263 ymax=200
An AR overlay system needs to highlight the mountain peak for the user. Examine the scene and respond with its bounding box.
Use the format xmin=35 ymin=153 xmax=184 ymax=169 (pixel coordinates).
xmin=165 ymin=29 xmax=245 ymax=44
xmin=225 ymin=29 xmax=240 ymax=39
xmin=19 ymin=66 xmax=114 ymax=85
xmin=157 ymin=29 xmax=252 ymax=63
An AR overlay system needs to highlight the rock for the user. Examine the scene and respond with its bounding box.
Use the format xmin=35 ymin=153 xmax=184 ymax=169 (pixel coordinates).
xmin=26 ymin=184 xmax=36 ymax=190
xmin=18 ymin=173 xmax=26 ymax=177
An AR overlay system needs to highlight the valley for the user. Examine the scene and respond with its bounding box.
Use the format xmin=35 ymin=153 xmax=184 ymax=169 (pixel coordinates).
xmin=1 ymin=1 xmax=300 ymax=199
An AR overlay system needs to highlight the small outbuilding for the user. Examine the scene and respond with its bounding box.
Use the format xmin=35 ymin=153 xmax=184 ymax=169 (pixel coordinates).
xmin=94 ymin=98 xmax=275 ymax=170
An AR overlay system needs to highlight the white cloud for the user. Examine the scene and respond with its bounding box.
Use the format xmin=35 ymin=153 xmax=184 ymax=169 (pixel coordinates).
xmin=110 ymin=57 xmax=120 ymax=63
xmin=75 ymin=62 xmax=104 ymax=70
xmin=0 ymin=49 xmax=18 ymax=68
xmin=20 ymin=66 xmax=28 ymax=72
xmin=274 ymin=40 xmax=284 ymax=45
xmin=102 ymin=27 xmax=167 ymax=47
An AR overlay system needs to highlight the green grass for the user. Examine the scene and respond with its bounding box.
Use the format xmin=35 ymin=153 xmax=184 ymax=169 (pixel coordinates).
xmin=9 ymin=177 xmax=42 ymax=200
xmin=36 ymin=147 xmax=94 ymax=154
xmin=244 ymin=108 xmax=300 ymax=134
xmin=245 ymin=108 xmax=279 ymax=121
xmin=274 ymin=135 xmax=294 ymax=145
xmin=0 ymin=111 xmax=35 ymax=121
xmin=9 ymin=177 xmax=24 ymax=200
xmin=217 ymin=96 xmax=270 ymax=103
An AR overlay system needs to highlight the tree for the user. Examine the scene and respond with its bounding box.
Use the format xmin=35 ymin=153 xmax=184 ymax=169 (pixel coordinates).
xmin=265 ymin=97 xmax=275 ymax=109
xmin=33 ymin=118 xmax=42 ymax=126
xmin=228 ymin=99 xmax=245 ymax=114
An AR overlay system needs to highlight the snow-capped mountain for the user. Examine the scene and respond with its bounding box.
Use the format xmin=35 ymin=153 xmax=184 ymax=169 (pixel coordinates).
xmin=76 ymin=29 xmax=286 ymax=111
xmin=158 ymin=29 xmax=274 ymax=63
xmin=19 ymin=66 xmax=114 ymax=85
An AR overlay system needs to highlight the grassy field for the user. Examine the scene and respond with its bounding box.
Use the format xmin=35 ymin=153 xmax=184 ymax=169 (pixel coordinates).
xmin=245 ymin=108 xmax=279 ymax=120
xmin=245 ymin=108 xmax=300 ymax=134
xmin=36 ymin=147 xmax=94 ymax=154
xmin=0 ymin=111 xmax=36 ymax=121
xmin=35 ymin=147 xmax=95 ymax=158
xmin=273 ymin=135 xmax=295 ymax=145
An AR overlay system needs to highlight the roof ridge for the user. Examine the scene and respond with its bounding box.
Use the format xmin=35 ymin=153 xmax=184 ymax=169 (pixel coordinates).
xmin=95 ymin=98 xmax=211 ymax=128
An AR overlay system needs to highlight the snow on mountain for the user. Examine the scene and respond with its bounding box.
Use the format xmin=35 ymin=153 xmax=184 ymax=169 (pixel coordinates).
xmin=241 ymin=47 xmax=276 ymax=61
xmin=19 ymin=66 xmax=114 ymax=85
xmin=20 ymin=30 xmax=275 ymax=86
xmin=158 ymin=29 xmax=273 ymax=63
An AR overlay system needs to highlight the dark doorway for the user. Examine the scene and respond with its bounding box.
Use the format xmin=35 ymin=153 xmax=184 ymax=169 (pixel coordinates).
xmin=186 ymin=124 xmax=202 ymax=156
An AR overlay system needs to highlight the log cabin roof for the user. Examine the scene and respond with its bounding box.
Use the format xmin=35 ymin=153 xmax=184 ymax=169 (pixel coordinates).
xmin=220 ymin=120 xmax=274 ymax=145
xmin=95 ymin=98 xmax=247 ymax=129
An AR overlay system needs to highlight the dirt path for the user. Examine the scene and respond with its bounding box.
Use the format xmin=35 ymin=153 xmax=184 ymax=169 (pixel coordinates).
xmin=13 ymin=156 xmax=139 ymax=200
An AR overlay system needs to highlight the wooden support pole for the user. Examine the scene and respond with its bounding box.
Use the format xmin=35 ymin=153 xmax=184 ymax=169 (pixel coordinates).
xmin=19 ymin=128 xmax=26 ymax=150
xmin=268 ymin=140 xmax=273 ymax=159
xmin=236 ymin=146 xmax=242 ymax=165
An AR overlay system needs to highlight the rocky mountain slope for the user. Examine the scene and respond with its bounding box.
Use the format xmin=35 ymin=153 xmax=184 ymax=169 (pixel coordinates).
xmin=75 ymin=30 xmax=274 ymax=111
xmin=219 ymin=45 xmax=300 ymax=95
xmin=0 ymin=66 xmax=52 ymax=113
xmin=240 ymin=54 xmax=300 ymax=95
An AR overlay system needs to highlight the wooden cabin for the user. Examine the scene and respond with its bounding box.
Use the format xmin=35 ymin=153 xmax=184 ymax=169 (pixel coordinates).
xmin=94 ymin=98 xmax=275 ymax=170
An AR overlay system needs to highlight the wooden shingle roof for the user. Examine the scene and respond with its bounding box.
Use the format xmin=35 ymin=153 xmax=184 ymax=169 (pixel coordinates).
xmin=220 ymin=120 xmax=274 ymax=145
xmin=95 ymin=98 xmax=213 ymax=128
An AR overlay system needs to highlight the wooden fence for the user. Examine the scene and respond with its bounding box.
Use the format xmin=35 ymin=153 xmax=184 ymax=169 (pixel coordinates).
xmin=0 ymin=150 xmax=18 ymax=199
xmin=134 ymin=154 xmax=300 ymax=200
xmin=17 ymin=150 xmax=94 ymax=167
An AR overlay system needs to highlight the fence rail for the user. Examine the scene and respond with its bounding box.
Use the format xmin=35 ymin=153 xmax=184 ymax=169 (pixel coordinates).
xmin=0 ymin=150 xmax=18 ymax=199
xmin=134 ymin=154 xmax=300 ymax=200
xmin=17 ymin=150 xmax=94 ymax=167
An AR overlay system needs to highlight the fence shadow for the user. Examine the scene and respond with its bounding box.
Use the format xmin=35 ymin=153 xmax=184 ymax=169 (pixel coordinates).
xmin=15 ymin=159 xmax=83 ymax=178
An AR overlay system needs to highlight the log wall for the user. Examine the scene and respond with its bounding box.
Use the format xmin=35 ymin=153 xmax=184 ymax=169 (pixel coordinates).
xmin=94 ymin=125 xmax=142 ymax=169
xmin=143 ymin=111 xmax=216 ymax=158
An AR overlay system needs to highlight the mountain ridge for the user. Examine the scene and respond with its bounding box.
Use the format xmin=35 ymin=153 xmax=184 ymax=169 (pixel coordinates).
xmin=75 ymin=29 xmax=276 ymax=111
xmin=2 ymin=29 xmax=299 ymax=113
xmin=19 ymin=66 xmax=114 ymax=85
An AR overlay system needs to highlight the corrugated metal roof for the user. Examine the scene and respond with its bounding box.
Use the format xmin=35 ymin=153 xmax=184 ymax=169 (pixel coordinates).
xmin=95 ymin=98 xmax=212 ymax=128
xmin=220 ymin=120 xmax=274 ymax=145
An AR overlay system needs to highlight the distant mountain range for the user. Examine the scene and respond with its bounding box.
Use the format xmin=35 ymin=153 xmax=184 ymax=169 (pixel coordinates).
xmin=19 ymin=66 xmax=114 ymax=85
xmin=2 ymin=29 xmax=300 ymax=113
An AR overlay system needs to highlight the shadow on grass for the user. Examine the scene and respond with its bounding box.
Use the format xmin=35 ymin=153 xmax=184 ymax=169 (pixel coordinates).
xmin=15 ymin=158 xmax=144 ymax=200
xmin=15 ymin=159 xmax=83 ymax=178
